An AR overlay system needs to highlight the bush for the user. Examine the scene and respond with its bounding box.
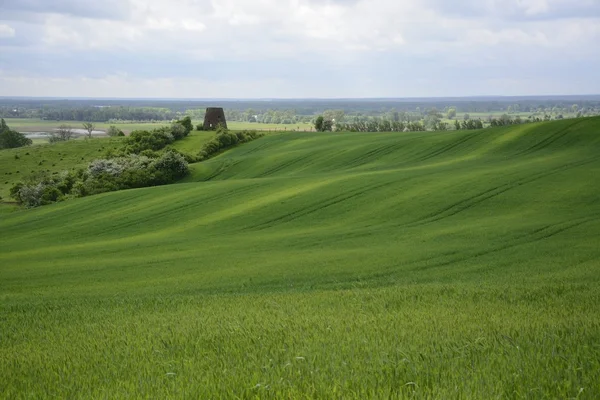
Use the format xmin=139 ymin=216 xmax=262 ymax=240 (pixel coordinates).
xmin=9 ymin=171 xmax=78 ymax=207
xmin=88 ymin=159 xmax=125 ymax=177
xmin=169 ymin=123 xmax=188 ymax=140
xmin=49 ymin=125 xmax=74 ymax=142
xmin=198 ymin=130 xmax=263 ymax=161
xmin=151 ymin=150 xmax=189 ymax=183
xmin=106 ymin=126 xmax=125 ymax=137
xmin=124 ymin=129 xmax=174 ymax=154
xmin=176 ymin=116 xmax=193 ymax=135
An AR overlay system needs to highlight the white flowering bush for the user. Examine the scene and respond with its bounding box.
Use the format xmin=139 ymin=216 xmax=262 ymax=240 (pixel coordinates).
xmin=152 ymin=151 xmax=188 ymax=179
xmin=88 ymin=159 xmax=125 ymax=177
xmin=16 ymin=183 xmax=46 ymax=208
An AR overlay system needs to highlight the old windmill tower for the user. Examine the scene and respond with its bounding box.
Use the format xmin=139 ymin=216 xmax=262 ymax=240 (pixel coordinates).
xmin=203 ymin=107 xmax=227 ymax=130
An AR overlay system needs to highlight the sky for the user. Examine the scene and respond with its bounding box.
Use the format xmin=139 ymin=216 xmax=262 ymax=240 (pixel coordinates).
xmin=0 ymin=0 xmax=599 ymax=98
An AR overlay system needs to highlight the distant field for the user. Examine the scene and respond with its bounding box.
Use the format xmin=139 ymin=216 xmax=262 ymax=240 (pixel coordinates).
xmin=1 ymin=118 xmax=600 ymax=397
xmin=3 ymin=118 xmax=313 ymax=133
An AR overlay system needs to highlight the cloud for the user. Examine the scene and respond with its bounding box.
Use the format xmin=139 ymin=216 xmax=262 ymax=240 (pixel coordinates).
xmin=0 ymin=0 xmax=598 ymax=97
xmin=0 ymin=24 xmax=16 ymax=38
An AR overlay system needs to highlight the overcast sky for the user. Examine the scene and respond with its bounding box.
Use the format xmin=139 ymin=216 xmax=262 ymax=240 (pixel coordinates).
xmin=0 ymin=0 xmax=599 ymax=98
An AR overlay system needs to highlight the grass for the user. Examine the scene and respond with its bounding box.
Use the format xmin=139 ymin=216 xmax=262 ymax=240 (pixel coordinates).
xmin=3 ymin=118 xmax=313 ymax=133
xmin=170 ymin=130 xmax=217 ymax=155
xmin=0 ymin=137 xmax=124 ymax=199
xmin=1 ymin=117 xmax=600 ymax=398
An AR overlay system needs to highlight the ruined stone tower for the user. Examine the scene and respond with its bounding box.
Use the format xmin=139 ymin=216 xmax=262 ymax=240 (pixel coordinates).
xmin=203 ymin=107 xmax=227 ymax=130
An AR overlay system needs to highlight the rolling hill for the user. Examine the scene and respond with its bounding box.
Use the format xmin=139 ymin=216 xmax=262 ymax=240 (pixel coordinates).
xmin=1 ymin=117 xmax=599 ymax=398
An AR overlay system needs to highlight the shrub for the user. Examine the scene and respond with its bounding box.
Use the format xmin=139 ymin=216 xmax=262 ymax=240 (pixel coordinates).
xmin=15 ymin=183 xmax=47 ymax=207
xmin=49 ymin=125 xmax=74 ymax=142
xmin=106 ymin=126 xmax=125 ymax=137
xmin=198 ymin=130 xmax=263 ymax=161
xmin=176 ymin=116 xmax=193 ymax=135
xmin=88 ymin=159 xmax=125 ymax=177
xmin=124 ymin=129 xmax=174 ymax=154
xmin=152 ymin=150 xmax=189 ymax=182
xmin=169 ymin=123 xmax=188 ymax=140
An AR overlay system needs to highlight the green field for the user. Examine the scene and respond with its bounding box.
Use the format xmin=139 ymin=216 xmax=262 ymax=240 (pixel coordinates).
xmin=3 ymin=118 xmax=313 ymax=133
xmin=1 ymin=118 xmax=600 ymax=398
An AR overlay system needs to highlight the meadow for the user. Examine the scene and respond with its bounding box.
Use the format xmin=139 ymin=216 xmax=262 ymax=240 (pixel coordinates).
xmin=1 ymin=117 xmax=600 ymax=398
xmin=3 ymin=118 xmax=314 ymax=134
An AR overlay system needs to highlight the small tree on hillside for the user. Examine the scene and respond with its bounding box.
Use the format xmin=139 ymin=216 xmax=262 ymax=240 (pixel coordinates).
xmin=82 ymin=122 xmax=95 ymax=138
xmin=50 ymin=124 xmax=74 ymax=143
xmin=314 ymin=116 xmax=332 ymax=132
xmin=315 ymin=116 xmax=324 ymax=132
xmin=0 ymin=118 xmax=32 ymax=149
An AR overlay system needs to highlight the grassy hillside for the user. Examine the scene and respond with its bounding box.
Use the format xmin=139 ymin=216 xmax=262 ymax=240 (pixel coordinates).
xmin=1 ymin=118 xmax=600 ymax=398
xmin=0 ymin=129 xmax=214 ymax=201
xmin=170 ymin=129 xmax=216 ymax=155
xmin=0 ymin=137 xmax=124 ymax=200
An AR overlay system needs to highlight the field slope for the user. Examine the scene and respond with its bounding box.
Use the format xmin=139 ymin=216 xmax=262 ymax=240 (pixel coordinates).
xmin=1 ymin=118 xmax=600 ymax=398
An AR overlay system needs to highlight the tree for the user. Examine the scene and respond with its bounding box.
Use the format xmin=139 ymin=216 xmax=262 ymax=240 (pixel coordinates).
xmin=323 ymin=110 xmax=345 ymax=124
xmin=0 ymin=119 xmax=32 ymax=149
xmin=572 ymin=104 xmax=579 ymax=114
xmin=446 ymin=108 xmax=457 ymax=119
xmin=50 ymin=124 xmax=74 ymax=143
xmin=463 ymin=113 xmax=470 ymax=121
xmin=176 ymin=116 xmax=193 ymax=134
xmin=82 ymin=122 xmax=95 ymax=138
xmin=314 ymin=116 xmax=324 ymax=132
xmin=314 ymin=116 xmax=332 ymax=132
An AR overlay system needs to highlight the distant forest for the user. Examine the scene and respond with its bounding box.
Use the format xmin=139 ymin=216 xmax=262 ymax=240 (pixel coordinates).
xmin=1 ymin=96 xmax=600 ymax=125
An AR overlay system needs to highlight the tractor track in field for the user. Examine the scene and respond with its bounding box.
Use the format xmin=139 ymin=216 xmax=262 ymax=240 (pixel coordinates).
xmin=410 ymin=215 xmax=600 ymax=272
xmin=255 ymin=154 xmax=313 ymax=177
xmin=347 ymin=215 xmax=600 ymax=286
xmin=342 ymin=142 xmax=406 ymax=169
xmin=516 ymin=120 xmax=587 ymax=156
xmin=59 ymin=183 xmax=263 ymax=238
xmin=402 ymin=156 xmax=599 ymax=228
xmin=414 ymin=131 xmax=484 ymax=163
xmin=244 ymin=180 xmax=395 ymax=231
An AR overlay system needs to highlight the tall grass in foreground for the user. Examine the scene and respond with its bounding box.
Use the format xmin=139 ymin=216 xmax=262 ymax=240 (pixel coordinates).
xmin=2 ymin=283 xmax=599 ymax=398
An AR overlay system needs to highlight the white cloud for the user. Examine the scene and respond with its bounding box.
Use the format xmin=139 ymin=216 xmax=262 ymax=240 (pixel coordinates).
xmin=0 ymin=0 xmax=599 ymax=97
xmin=0 ymin=24 xmax=16 ymax=38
